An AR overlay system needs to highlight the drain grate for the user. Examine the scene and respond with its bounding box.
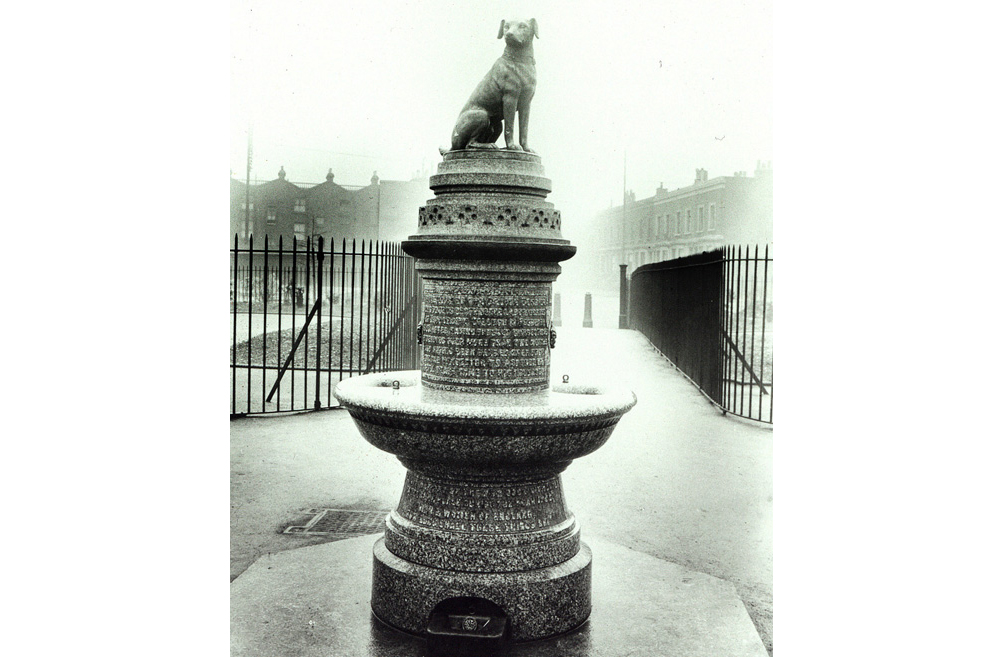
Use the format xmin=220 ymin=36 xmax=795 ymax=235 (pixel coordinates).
xmin=283 ymin=508 xmax=390 ymax=536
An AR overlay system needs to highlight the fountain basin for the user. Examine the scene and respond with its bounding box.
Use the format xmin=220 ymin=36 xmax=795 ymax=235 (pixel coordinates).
xmin=335 ymin=371 xmax=637 ymax=468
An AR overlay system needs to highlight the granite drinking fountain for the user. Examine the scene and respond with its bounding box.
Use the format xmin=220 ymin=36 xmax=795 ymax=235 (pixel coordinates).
xmin=335 ymin=148 xmax=637 ymax=643
xmin=231 ymin=21 xmax=769 ymax=655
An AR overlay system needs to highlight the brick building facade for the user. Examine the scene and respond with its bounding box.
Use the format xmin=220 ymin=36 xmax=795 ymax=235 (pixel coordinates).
xmin=584 ymin=161 xmax=773 ymax=287
xmin=230 ymin=167 xmax=430 ymax=247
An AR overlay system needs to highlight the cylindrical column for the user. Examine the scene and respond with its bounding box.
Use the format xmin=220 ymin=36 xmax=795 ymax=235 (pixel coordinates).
xmin=403 ymin=149 xmax=573 ymax=394
xmin=417 ymin=260 xmax=559 ymax=393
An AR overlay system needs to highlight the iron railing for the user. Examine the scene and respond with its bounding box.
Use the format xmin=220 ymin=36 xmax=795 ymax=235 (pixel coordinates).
xmin=230 ymin=235 xmax=420 ymax=417
xmin=628 ymin=245 xmax=773 ymax=424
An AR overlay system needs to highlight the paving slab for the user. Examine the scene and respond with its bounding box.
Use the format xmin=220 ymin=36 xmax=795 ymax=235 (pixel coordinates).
xmin=231 ymin=532 xmax=767 ymax=657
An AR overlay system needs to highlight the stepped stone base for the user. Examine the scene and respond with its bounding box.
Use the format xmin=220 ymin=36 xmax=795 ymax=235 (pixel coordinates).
xmin=372 ymin=537 xmax=592 ymax=640
xmin=230 ymin=533 xmax=768 ymax=657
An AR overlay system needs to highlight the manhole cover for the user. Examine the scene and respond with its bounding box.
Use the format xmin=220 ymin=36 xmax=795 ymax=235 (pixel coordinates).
xmin=283 ymin=508 xmax=390 ymax=536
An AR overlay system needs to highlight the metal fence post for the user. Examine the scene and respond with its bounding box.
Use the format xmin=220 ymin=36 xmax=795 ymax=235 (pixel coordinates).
xmin=231 ymin=234 xmax=238 ymax=416
xmin=618 ymin=264 xmax=629 ymax=329
xmin=314 ymin=236 xmax=325 ymax=410
xmin=247 ymin=234 xmax=254 ymax=414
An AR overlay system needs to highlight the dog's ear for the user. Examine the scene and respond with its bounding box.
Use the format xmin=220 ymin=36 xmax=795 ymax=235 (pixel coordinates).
xmin=497 ymin=19 xmax=506 ymax=39
xmin=529 ymin=18 xmax=539 ymax=39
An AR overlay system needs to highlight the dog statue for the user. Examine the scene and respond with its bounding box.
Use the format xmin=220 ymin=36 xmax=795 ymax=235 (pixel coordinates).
xmin=441 ymin=18 xmax=538 ymax=155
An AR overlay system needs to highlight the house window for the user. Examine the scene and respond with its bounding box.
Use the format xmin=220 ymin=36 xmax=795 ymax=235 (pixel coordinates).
xmin=294 ymin=223 xmax=307 ymax=242
xmin=316 ymin=217 xmax=326 ymax=226
xmin=709 ymin=204 xmax=716 ymax=230
xmin=676 ymin=212 xmax=682 ymax=234
xmin=295 ymin=199 xmax=306 ymax=212
xmin=687 ymin=210 xmax=692 ymax=233
xmin=698 ymin=206 xmax=705 ymax=228
xmin=266 ymin=207 xmax=276 ymax=225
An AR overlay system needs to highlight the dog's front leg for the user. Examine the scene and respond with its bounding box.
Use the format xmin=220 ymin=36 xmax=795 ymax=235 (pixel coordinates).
xmin=518 ymin=100 xmax=536 ymax=153
xmin=501 ymin=94 xmax=522 ymax=151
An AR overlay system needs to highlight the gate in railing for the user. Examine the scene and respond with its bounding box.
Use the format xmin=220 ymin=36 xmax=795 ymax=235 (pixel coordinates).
xmin=628 ymin=245 xmax=773 ymax=424
xmin=230 ymin=235 xmax=420 ymax=417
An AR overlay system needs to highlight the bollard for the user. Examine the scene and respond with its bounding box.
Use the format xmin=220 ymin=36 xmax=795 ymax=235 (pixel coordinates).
xmin=552 ymin=292 xmax=562 ymax=327
xmin=582 ymin=293 xmax=593 ymax=328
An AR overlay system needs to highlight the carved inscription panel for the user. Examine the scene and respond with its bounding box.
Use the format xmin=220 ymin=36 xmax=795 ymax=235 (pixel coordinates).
xmin=421 ymin=277 xmax=551 ymax=392
xmin=397 ymin=472 xmax=568 ymax=533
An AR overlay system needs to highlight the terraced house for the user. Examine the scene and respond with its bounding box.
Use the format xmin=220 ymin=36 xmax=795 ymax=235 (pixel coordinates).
xmin=585 ymin=161 xmax=773 ymax=288
xmin=230 ymin=167 xmax=430 ymax=247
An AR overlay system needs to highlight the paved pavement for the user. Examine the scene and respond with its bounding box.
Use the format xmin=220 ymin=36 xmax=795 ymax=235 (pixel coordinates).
xmin=230 ymin=326 xmax=773 ymax=652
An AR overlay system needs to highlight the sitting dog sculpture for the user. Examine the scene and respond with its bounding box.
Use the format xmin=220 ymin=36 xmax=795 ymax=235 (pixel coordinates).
xmin=441 ymin=19 xmax=538 ymax=154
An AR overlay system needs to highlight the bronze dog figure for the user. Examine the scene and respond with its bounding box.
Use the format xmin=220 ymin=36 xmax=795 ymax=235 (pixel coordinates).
xmin=442 ymin=18 xmax=538 ymax=154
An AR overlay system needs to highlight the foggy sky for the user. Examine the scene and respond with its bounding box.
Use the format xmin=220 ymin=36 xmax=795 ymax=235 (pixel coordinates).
xmin=231 ymin=0 xmax=772 ymax=234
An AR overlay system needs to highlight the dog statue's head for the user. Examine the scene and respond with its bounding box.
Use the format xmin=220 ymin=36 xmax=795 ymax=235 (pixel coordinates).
xmin=497 ymin=18 xmax=538 ymax=47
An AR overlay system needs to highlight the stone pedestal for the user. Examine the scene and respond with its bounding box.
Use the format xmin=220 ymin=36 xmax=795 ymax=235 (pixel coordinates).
xmin=335 ymin=150 xmax=636 ymax=642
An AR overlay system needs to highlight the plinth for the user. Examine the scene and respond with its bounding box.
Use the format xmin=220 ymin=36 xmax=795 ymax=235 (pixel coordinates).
xmin=335 ymin=150 xmax=636 ymax=641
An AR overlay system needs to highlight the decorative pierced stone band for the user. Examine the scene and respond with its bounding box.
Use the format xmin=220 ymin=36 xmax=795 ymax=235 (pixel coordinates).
xmin=418 ymin=203 xmax=561 ymax=233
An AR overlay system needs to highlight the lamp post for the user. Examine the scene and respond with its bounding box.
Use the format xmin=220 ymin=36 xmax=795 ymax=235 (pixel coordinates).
xmin=621 ymin=150 xmax=627 ymax=277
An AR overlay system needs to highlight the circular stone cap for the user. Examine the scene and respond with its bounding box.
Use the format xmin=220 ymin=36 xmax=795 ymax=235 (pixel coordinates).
xmin=401 ymin=236 xmax=576 ymax=262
